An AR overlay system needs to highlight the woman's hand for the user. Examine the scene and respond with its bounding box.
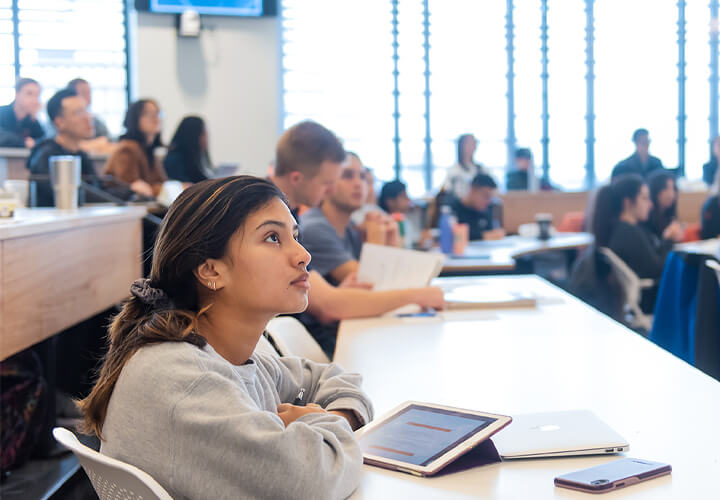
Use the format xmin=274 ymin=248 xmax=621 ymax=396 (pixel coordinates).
xmin=130 ymin=179 xmax=154 ymax=197
xmin=277 ymin=403 xmax=327 ymax=427
xmin=663 ymin=220 xmax=685 ymax=242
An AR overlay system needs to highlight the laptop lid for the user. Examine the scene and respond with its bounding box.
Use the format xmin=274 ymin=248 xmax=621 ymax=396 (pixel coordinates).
xmin=492 ymin=410 xmax=629 ymax=459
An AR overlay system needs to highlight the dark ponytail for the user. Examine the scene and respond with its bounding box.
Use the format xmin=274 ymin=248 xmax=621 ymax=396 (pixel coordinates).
xmin=78 ymin=176 xmax=286 ymax=438
xmin=592 ymin=174 xmax=645 ymax=248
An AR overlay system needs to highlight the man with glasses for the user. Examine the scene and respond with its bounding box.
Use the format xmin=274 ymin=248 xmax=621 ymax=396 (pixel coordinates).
xmin=26 ymin=88 xmax=98 ymax=206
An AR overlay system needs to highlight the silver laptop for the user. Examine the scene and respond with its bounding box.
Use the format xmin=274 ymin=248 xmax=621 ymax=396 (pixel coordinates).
xmin=492 ymin=410 xmax=629 ymax=459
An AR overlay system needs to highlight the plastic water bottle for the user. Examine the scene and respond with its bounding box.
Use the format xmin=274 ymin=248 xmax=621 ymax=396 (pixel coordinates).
xmin=439 ymin=205 xmax=454 ymax=254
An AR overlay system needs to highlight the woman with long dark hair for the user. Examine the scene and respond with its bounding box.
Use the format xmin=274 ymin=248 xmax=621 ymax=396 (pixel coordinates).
xmin=442 ymin=133 xmax=487 ymax=198
xmin=78 ymin=176 xmax=372 ymax=499
xmin=104 ymin=99 xmax=167 ymax=197
xmin=592 ymin=174 xmax=674 ymax=312
xmin=164 ymin=115 xmax=213 ymax=184
xmin=643 ymin=169 xmax=684 ymax=242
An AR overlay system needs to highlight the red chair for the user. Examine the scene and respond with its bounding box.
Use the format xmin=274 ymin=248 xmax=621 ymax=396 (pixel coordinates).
xmin=557 ymin=211 xmax=585 ymax=233
xmin=682 ymin=222 xmax=701 ymax=242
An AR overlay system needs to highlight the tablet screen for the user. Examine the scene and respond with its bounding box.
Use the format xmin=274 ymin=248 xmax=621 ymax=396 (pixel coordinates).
xmin=359 ymin=404 xmax=497 ymax=466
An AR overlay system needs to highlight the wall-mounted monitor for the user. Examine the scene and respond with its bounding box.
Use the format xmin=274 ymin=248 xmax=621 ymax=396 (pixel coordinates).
xmin=135 ymin=0 xmax=277 ymax=17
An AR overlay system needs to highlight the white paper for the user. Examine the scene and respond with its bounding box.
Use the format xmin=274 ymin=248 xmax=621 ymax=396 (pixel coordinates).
xmin=357 ymin=243 xmax=445 ymax=291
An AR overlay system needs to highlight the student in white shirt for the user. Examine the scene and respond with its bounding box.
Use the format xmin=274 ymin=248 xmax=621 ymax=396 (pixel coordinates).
xmin=442 ymin=133 xmax=487 ymax=198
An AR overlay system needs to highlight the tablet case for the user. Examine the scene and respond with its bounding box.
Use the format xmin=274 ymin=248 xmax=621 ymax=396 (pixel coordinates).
xmin=433 ymin=438 xmax=502 ymax=476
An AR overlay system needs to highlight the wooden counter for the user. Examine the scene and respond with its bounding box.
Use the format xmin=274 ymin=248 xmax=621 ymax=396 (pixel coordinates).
xmin=0 ymin=206 xmax=146 ymax=360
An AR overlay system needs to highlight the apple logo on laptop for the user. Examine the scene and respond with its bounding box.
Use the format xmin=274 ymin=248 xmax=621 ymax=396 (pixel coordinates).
xmin=531 ymin=424 xmax=561 ymax=432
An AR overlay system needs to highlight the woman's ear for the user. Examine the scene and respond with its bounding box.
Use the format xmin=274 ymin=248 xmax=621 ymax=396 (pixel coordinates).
xmin=193 ymin=259 xmax=226 ymax=292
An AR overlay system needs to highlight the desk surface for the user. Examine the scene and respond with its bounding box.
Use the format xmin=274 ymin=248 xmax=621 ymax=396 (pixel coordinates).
xmin=0 ymin=206 xmax=147 ymax=240
xmin=443 ymin=233 xmax=593 ymax=273
xmin=335 ymin=275 xmax=720 ymax=499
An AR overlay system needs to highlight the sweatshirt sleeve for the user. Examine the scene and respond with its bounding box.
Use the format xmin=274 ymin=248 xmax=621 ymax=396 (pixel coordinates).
xmin=258 ymin=353 xmax=374 ymax=426
xmin=169 ymin=369 xmax=365 ymax=500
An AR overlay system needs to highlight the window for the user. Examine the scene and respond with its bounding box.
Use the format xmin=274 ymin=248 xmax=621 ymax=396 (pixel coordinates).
xmin=281 ymin=1 xmax=719 ymax=194
xmin=282 ymin=0 xmax=395 ymax=183
xmin=513 ymin=1 xmax=542 ymax=184
xmin=546 ymin=0 xmax=586 ymax=190
xmin=429 ymin=1 xmax=507 ymax=192
xmin=686 ymin=2 xmax=712 ymax=180
xmin=3 ymin=0 xmax=127 ymax=137
xmin=594 ymin=0 xmax=678 ymax=181
xmin=0 ymin=1 xmax=14 ymax=105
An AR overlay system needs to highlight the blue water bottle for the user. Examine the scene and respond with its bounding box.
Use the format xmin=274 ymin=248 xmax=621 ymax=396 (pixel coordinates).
xmin=439 ymin=205 xmax=454 ymax=254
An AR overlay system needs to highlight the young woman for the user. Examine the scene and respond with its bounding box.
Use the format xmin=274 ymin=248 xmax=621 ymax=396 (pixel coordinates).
xmin=78 ymin=176 xmax=373 ymax=499
xmin=702 ymin=136 xmax=720 ymax=186
xmin=643 ymin=169 xmax=683 ymax=242
xmin=104 ymin=99 xmax=167 ymax=197
xmin=442 ymin=133 xmax=486 ymax=198
xmin=592 ymin=174 xmax=674 ymax=313
xmin=164 ymin=115 xmax=214 ymax=185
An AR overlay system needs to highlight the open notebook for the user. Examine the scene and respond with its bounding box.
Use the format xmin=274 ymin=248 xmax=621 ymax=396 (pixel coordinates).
xmin=441 ymin=284 xmax=537 ymax=310
xmin=357 ymin=244 xmax=536 ymax=311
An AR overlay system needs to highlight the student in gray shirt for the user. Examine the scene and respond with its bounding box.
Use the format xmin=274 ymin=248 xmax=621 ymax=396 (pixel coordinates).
xmin=77 ymin=176 xmax=373 ymax=500
xmin=301 ymin=152 xmax=400 ymax=285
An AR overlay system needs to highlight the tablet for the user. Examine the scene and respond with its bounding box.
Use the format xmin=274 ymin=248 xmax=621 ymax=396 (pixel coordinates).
xmin=355 ymin=401 xmax=512 ymax=476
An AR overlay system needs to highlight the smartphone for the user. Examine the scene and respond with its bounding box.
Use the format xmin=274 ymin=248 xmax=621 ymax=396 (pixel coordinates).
xmin=554 ymin=458 xmax=671 ymax=494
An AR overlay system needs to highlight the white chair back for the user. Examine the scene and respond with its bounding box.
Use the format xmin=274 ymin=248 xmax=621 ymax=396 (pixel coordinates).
xmin=254 ymin=334 xmax=280 ymax=357
xmin=265 ymin=316 xmax=330 ymax=364
xmin=706 ymin=259 xmax=720 ymax=284
xmin=598 ymin=247 xmax=654 ymax=331
xmin=53 ymin=427 xmax=173 ymax=500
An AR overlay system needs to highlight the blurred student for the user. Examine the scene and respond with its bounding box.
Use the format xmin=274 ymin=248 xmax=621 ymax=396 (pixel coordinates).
xmin=643 ymin=169 xmax=683 ymax=243
xmin=301 ymin=153 xmax=399 ymax=284
xmin=702 ymin=136 xmax=720 ymax=187
xmin=0 ymin=78 xmax=44 ymax=148
xmin=611 ymin=129 xmax=664 ymax=179
xmin=164 ymin=116 xmax=213 ymax=185
xmin=66 ymin=78 xmax=110 ymax=139
xmin=350 ymin=166 xmax=384 ymax=225
xmin=104 ymin=99 xmax=166 ymax=197
xmin=506 ymin=148 xmax=537 ymax=191
xmin=442 ymin=133 xmax=487 ymax=198
xmin=592 ymin=174 xmax=676 ymax=313
xmin=505 ymin=147 xmax=556 ymax=191
xmin=450 ymin=173 xmax=505 ymax=241
xmin=78 ymin=176 xmax=372 ymax=499
xmin=27 ymin=88 xmax=97 ymax=206
xmin=378 ymin=180 xmax=412 ymax=215
xmin=701 ymin=183 xmax=720 ymax=239
xmin=269 ymin=121 xmax=444 ymax=356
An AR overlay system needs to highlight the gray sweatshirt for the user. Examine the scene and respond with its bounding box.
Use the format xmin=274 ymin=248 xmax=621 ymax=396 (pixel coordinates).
xmin=100 ymin=341 xmax=373 ymax=500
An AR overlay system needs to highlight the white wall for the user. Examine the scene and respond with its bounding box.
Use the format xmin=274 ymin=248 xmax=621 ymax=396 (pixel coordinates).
xmin=133 ymin=11 xmax=282 ymax=176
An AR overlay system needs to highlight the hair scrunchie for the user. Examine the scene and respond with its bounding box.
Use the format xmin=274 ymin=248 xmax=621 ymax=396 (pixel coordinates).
xmin=130 ymin=278 xmax=174 ymax=310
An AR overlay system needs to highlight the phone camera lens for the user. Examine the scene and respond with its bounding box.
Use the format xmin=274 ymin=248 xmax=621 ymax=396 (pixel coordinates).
xmin=591 ymin=479 xmax=610 ymax=486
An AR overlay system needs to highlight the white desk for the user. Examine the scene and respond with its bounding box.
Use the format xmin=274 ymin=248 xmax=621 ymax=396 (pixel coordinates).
xmin=443 ymin=233 xmax=593 ymax=274
xmin=335 ymin=275 xmax=720 ymax=499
